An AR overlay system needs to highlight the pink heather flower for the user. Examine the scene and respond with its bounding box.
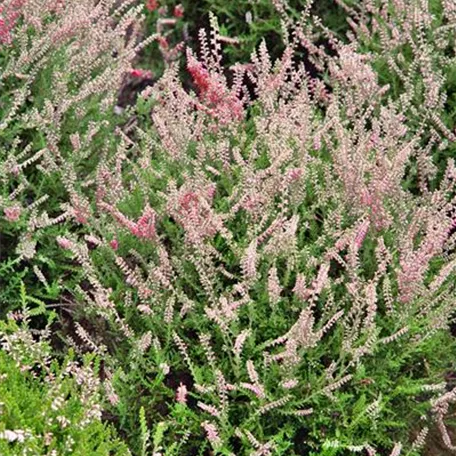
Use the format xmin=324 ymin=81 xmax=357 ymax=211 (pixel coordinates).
xmin=138 ymin=304 xmax=153 ymax=314
xmin=241 ymin=194 xmax=263 ymax=213
xmin=130 ymin=206 xmax=157 ymax=240
xmin=287 ymin=168 xmax=303 ymax=182
xmin=130 ymin=68 xmax=153 ymax=78
xmin=108 ymin=392 xmax=119 ymax=405
xmin=145 ymin=0 xmax=158 ymax=12
xmin=187 ymin=50 xmax=244 ymax=124
xmin=206 ymin=184 xmax=216 ymax=200
xmin=171 ymin=187 xmax=220 ymax=242
xmin=131 ymin=69 xmax=144 ymax=78
xmin=281 ymin=379 xmax=299 ymax=389
xmin=56 ymin=237 xmax=72 ymax=250
xmin=202 ymin=421 xmax=221 ymax=447
xmin=197 ymin=402 xmax=221 ymax=417
xmin=360 ymin=188 xmax=373 ymax=206
xmin=158 ymin=36 xmax=169 ymax=50
xmin=71 ymin=198 xmax=90 ymax=224
xmin=4 ymin=205 xmax=21 ymax=222
xmin=240 ymin=382 xmax=266 ymax=399
xmin=0 ymin=0 xmax=25 ymax=45
xmin=179 ymin=191 xmax=199 ymax=212
xmin=293 ymin=274 xmax=311 ymax=301
xmin=176 ymin=383 xmax=188 ymax=404
xmin=354 ymin=219 xmax=370 ymax=250
xmin=173 ymin=4 xmax=184 ymax=17
xmin=109 ymin=239 xmax=119 ymax=250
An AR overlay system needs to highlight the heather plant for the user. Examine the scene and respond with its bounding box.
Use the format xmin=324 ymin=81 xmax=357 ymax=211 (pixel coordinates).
xmin=0 ymin=0 xmax=158 ymax=312
xmin=283 ymin=0 xmax=456 ymax=188
xmin=47 ymin=22 xmax=456 ymax=455
xmin=0 ymin=286 xmax=130 ymax=455
xmin=141 ymin=0 xmax=288 ymax=71
xmin=1 ymin=1 xmax=456 ymax=455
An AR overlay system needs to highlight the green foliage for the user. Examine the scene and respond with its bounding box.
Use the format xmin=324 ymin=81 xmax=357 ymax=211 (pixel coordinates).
xmin=0 ymin=315 xmax=129 ymax=455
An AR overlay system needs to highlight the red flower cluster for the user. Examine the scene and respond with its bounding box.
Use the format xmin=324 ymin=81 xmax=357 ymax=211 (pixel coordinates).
xmin=187 ymin=51 xmax=244 ymax=125
xmin=130 ymin=206 xmax=157 ymax=240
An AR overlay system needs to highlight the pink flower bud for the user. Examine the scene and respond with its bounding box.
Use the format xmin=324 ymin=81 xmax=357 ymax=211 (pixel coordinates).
xmin=173 ymin=4 xmax=184 ymax=17
xmin=176 ymin=383 xmax=188 ymax=404
xmin=109 ymin=239 xmax=119 ymax=250
xmin=56 ymin=237 xmax=72 ymax=250
xmin=202 ymin=421 xmax=221 ymax=446
xmin=158 ymin=36 xmax=169 ymax=50
xmin=4 ymin=205 xmax=21 ymax=222
xmin=145 ymin=0 xmax=158 ymax=11
xmin=131 ymin=69 xmax=144 ymax=78
xmin=131 ymin=68 xmax=153 ymax=78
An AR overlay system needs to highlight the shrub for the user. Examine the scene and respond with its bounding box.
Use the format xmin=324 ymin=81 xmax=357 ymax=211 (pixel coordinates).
xmin=0 ymin=289 xmax=130 ymax=455
xmin=1 ymin=1 xmax=456 ymax=455
xmin=54 ymin=20 xmax=456 ymax=455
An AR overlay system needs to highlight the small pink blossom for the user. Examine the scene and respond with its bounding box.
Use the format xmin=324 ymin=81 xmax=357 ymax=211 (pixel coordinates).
xmin=108 ymin=392 xmax=119 ymax=405
xmin=71 ymin=198 xmax=90 ymax=224
xmin=287 ymin=168 xmax=303 ymax=182
xmin=130 ymin=68 xmax=153 ymax=78
xmin=187 ymin=50 xmax=244 ymax=124
xmin=206 ymin=184 xmax=216 ymax=200
xmin=109 ymin=239 xmax=119 ymax=250
xmin=173 ymin=4 xmax=184 ymax=17
xmin=130 ymin=206 xmax=157 ymax=240
xmin=354 ymin=219 xmax=370 ymax=250
xmin=138 ymin=304 xmax=153 ymax=314
xmin=145 ymin=0 xmax=158 ymax=11
xmin=197 ymin=402 xmax=221 ymax=417
xmin=281 ymin=379 xmax=299 ymax=389
xmin=176 ymin=383 xmax=188 ymax=404
xmin=240 ymin=382 xmax=266 ymax=398
xmin=202 ymin=421 xmax=221 ymax=446
xmin=0 ymin=0 xmax=25 ymax=45
xmin=158 ymin=36 xmax=169 ymax=50
xmin=56 ymin=237 xmax=72 ymax=250
xmin=4 ymin=205 xmax=21 ymax=222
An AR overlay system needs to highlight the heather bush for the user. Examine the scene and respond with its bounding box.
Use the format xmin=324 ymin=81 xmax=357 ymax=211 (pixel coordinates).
xmin=279 ymin=0 xmax=456 ymax=186
xmin=1 ymin=1 xmax=456 ymax=455
xmin=0 ymin=287 xmax=130 ymax=455
xmin=52 ymin=21 xmax=456 ymax=456
xmin=0 ymin=0 xmax=156 ymax=312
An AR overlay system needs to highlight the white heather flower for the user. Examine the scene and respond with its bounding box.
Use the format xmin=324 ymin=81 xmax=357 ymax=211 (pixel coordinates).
xmin=281 ymin=379 xmax=299 ymax=389
xmin=0 ymin=429 xmax=29 ymax=443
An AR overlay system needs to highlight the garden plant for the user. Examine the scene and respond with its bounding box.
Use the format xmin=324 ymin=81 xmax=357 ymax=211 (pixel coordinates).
xmin=1 ymin=0 xmax=456 ymax=455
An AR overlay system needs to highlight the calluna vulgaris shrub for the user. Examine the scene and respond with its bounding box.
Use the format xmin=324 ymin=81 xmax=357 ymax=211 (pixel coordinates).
xmin=1 ymin=0 xmax=456 ymax=455
xmin=0 ymin=291 xmax=130 ymax=455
